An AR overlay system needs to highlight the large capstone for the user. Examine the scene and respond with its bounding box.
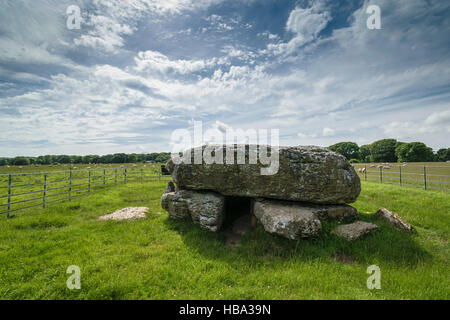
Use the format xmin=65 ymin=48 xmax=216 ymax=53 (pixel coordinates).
xmin=161 ymin=190 xmax=225 ymax=232
xmin=167 ymin=145 xmax=360 ymax=204
xmin=253 ymin=199 xmax=322 ymax=240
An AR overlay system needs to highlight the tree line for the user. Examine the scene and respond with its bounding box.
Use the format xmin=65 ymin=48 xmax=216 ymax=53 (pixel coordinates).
xmin=0 ymin=152 xmax=172 ymax=166
xmin=1 ymin=139 xmax=449 ymax=166
xmin=328 ymin=139 xmax=450 ymax=163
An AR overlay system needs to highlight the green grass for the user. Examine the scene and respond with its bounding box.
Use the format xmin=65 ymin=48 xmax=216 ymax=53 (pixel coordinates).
xmin=0 ymin=180 xmax=448 ymax=300
xmin=0 ymin=164 xmax=168 ymax=215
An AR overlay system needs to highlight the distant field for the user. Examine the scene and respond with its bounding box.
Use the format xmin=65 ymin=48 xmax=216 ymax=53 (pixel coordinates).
xmin=353 ymin=162 xmax=450 ymax=192
xmin=0 ymin=163 xmax=170 ymax=217
xmin=0 ymin=180 xmax=448 ymax=299
xmin=0 ymin=163 xmax=162 ymax=174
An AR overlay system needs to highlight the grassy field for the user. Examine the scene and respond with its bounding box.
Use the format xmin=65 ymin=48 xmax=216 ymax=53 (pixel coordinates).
xmin=0 ymin=163 xmax=168 ymax=216
xmin=0 ymin=163 xmax=159 ymax=174
xmin=353 ymin=162 xmax=450 ymax=192
xmin=0 ymin=179 xmax=448 ymax=300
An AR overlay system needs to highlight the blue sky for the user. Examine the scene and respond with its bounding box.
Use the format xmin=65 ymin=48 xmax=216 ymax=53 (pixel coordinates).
xmin=0 ymin=0 xmax=449 ymax=157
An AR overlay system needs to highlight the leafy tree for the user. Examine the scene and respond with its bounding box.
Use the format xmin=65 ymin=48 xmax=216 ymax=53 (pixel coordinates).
xmin=395 ymin=142 xmax=434 ymax=162
xmin=328 ymin=142 xmax=360 ymax=160
xmin=99 ymin=154 xmax=113 ymax=164
xmin=36 ymin=155 xmax=52 ymax=165
xmin=146 ymin=153 xmax=160 ymax=162
xmin=91 ymin=155 xmax=100 ymax=164
xmin=127 ymin=154 xmax=138 ymax=163
xmin=82 ymin=155 xmax=94 ymax=164
xmin=154 ymin=153 xmax=171 ymax=163
xmin=359 ymin=144 xmax=371 ymax=162
xmin=370 ymin=139 xmax=398 ymax=162
xmin=0 ymin=158 xmax=8 ymax=166
xmin=436 ymin=148 xmax=450 ymax=162
xmin=111 ymin=153 xmax=127 ymax=163
xmin=71 ymin=156 xmax=83 ymax=164
xmin=56 ymin=155 xmax=71 ymax=164
xmin=11 ymin=156 xmax=30 ymax=166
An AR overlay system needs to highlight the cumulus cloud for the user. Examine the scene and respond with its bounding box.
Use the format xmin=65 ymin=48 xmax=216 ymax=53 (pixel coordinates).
xmin=322 ymin=127 xmax=335 ymax=137
xmin=265 ymin=1 xmax=330 ymax=56
xmin=133 ymin=50 xmax=219 ymax=76
xmin=384 ymin=110 xmax=450 ymax=139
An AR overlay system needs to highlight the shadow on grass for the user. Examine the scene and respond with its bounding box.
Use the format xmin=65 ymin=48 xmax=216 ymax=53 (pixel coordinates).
xmin=163 ymin=213 xmax=432 ymax=267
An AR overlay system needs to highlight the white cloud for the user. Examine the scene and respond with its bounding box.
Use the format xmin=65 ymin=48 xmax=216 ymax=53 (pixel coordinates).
xmin=72 ymin=0 xmax=227 ymax=52
xmin=133 ymin=50 xmax=220 ymax=75
xmin=424 ymin=110 xmax=450 ymax=128
xmin=74 ymin=14 xmax=134 ymax=52
xmin=384 ymin=110 xmax=450 ymax=139
xmin=322 ymin=127 xmax=335 ymax=137
xmin=266 ymin=2 xmax=330 ymax=56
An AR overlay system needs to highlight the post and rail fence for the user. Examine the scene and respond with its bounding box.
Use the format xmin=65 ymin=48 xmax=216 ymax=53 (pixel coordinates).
xmin=1 ymin=163 xmax=448 ymax=219
xmin=0 ymin=166 xmax=171 ymax=219
xmin=352 ymin=163 xmax=450 ymax=192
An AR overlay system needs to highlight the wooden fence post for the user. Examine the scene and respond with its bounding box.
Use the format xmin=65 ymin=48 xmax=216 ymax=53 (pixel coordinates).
xmin=69 ymin=170 xmax=72 ymax=201
xmin=115 ymin=168 xmax=117 ymax=184
xmin=424 ymin=166 xmax=427 ymax=190
xmin=124 ymin=168 xmax=127 ymax=184
xmin=88 ymin=169 xmax=91 ymax=194
xmin=399 ymin=165 xmax=402 ymax=186
xmin=43 ymin=173 xmax=47 ymax=208
xmin=379 ymin=166 xmax=383 ymax=183
xmin=364 ymin=164 xmax=367 ymax=181
xmin=103 ymin=169 xmax=106 ymax=186
xmin=7 ymin=174 xmax=11 ymax=219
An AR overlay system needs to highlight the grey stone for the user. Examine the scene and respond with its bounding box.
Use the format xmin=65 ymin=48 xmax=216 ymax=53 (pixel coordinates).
xmin=331 ymin=221 xmax=378 ymax=240
xmin=164 ymin=181 xmax=176 ymax=193
xmin=313 ymin=204 xmax=359 ymax=222
xmin=161 ymin=191 xmax=189 ymax=219
xmin=161 ymin=190 xmax=225 ymax=232
xmin=253 ymin=199 xmax=322 ymax=240
xmin=374 ymin=208 xmax=414 ymax=232
xmin=167 ymin=145 xmax=360 ymax=204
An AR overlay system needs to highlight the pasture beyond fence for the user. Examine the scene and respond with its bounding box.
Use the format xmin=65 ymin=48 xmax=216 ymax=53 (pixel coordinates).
xmin=0 ymin=166 xmax=171 ymax=218
xmin=352 ymin=163 xmax=450 ymax=192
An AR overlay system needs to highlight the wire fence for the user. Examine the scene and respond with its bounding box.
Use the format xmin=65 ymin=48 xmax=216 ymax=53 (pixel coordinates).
xmin=352 ymin=163 xmax=450 ymax=192
xmin=0 ymin=166 xmax=172 ymax=219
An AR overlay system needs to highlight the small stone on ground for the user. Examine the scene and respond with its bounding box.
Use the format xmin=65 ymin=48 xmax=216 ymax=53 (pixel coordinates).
xmin=374 ymin=208 xmax=414 ymax=232
xmin=99 ymin=207 xmax=149 ymax=221
xmin=332 ymin=221 xmax=378 ymax=240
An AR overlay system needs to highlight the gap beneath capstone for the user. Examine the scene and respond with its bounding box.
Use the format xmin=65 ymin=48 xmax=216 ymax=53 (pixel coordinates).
xmin=221 ymin=196 xmax=253 ymax=231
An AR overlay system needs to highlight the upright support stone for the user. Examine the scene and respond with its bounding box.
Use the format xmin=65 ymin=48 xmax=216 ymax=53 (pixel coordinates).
xmin=161 ymin=190 xmax=225 ymax=232
xmin=253 ymin=199 xmax=322 ymax=240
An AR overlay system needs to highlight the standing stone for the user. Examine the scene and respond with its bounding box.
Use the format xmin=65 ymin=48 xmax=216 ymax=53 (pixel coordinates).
xmin=164 ymin=181 xmax=176 ymax=193
xmin=167 ymin=145 xmax=360 ymax=204
xmin=161 ymin=191 xmax=189 ymax=219
xmin=253 ymin=199 xmax=322 ymax=240
xmin=331 ymin=221 xmax=378 ymax=240
xmin=374 ymin=208 xmax=414 ymax=232
xmin=161 ymin=190 xmax=225 ymax=232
